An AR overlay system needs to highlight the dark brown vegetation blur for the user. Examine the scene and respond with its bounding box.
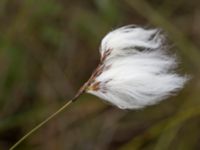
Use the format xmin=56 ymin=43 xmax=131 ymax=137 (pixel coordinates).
xmin=0 ymin=0 xmax=200 ymax=150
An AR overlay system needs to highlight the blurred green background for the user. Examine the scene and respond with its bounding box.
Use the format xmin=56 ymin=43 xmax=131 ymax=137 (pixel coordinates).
xmin=0 ymin=0 xmax=200 ymax=150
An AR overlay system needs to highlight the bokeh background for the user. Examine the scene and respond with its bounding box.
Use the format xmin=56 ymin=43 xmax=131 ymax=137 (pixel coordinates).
xmin=0 ymin=0 xmax=200 ymax=150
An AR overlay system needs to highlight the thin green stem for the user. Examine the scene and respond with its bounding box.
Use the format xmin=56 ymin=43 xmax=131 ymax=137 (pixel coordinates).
xmin=9 ymin=98 xmax=75 ymax=150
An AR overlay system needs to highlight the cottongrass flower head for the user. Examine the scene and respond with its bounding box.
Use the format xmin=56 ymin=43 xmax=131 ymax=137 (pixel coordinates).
xmin=10 ymin=25 xmax=188 ymax=150
xmin=84 ymin=25 xmax=188 ymax=109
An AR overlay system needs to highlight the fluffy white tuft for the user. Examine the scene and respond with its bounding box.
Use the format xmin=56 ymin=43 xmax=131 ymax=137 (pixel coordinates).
xmin=100 ymin=25 xmax=163 ymax=60
xmin=86 ymin=25 xmax=188 ymax=109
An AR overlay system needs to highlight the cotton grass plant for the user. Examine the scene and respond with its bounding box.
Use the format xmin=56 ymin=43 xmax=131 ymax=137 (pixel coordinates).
xmin=9 ymin=25 xmax=188 ymax=149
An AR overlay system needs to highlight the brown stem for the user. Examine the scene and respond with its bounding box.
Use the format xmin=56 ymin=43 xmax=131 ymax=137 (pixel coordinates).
xmin=9 ymin=87 xmax=85 ymax=150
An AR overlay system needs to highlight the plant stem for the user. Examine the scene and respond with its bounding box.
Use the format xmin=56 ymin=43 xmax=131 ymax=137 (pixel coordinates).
xmin=9 ymin=97 xmax=76 ymax=150
xmin=9 ymin=62 xmax=91 ymax=150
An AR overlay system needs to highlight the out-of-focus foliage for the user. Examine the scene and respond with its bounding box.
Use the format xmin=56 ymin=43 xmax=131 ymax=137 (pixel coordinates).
xmin=0 ymin=0 xmax=200 ymax=150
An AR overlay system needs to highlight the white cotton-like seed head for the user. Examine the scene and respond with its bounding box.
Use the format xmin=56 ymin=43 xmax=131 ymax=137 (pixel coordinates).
xmin=85 ymin=25 xmax=188 ymax=109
